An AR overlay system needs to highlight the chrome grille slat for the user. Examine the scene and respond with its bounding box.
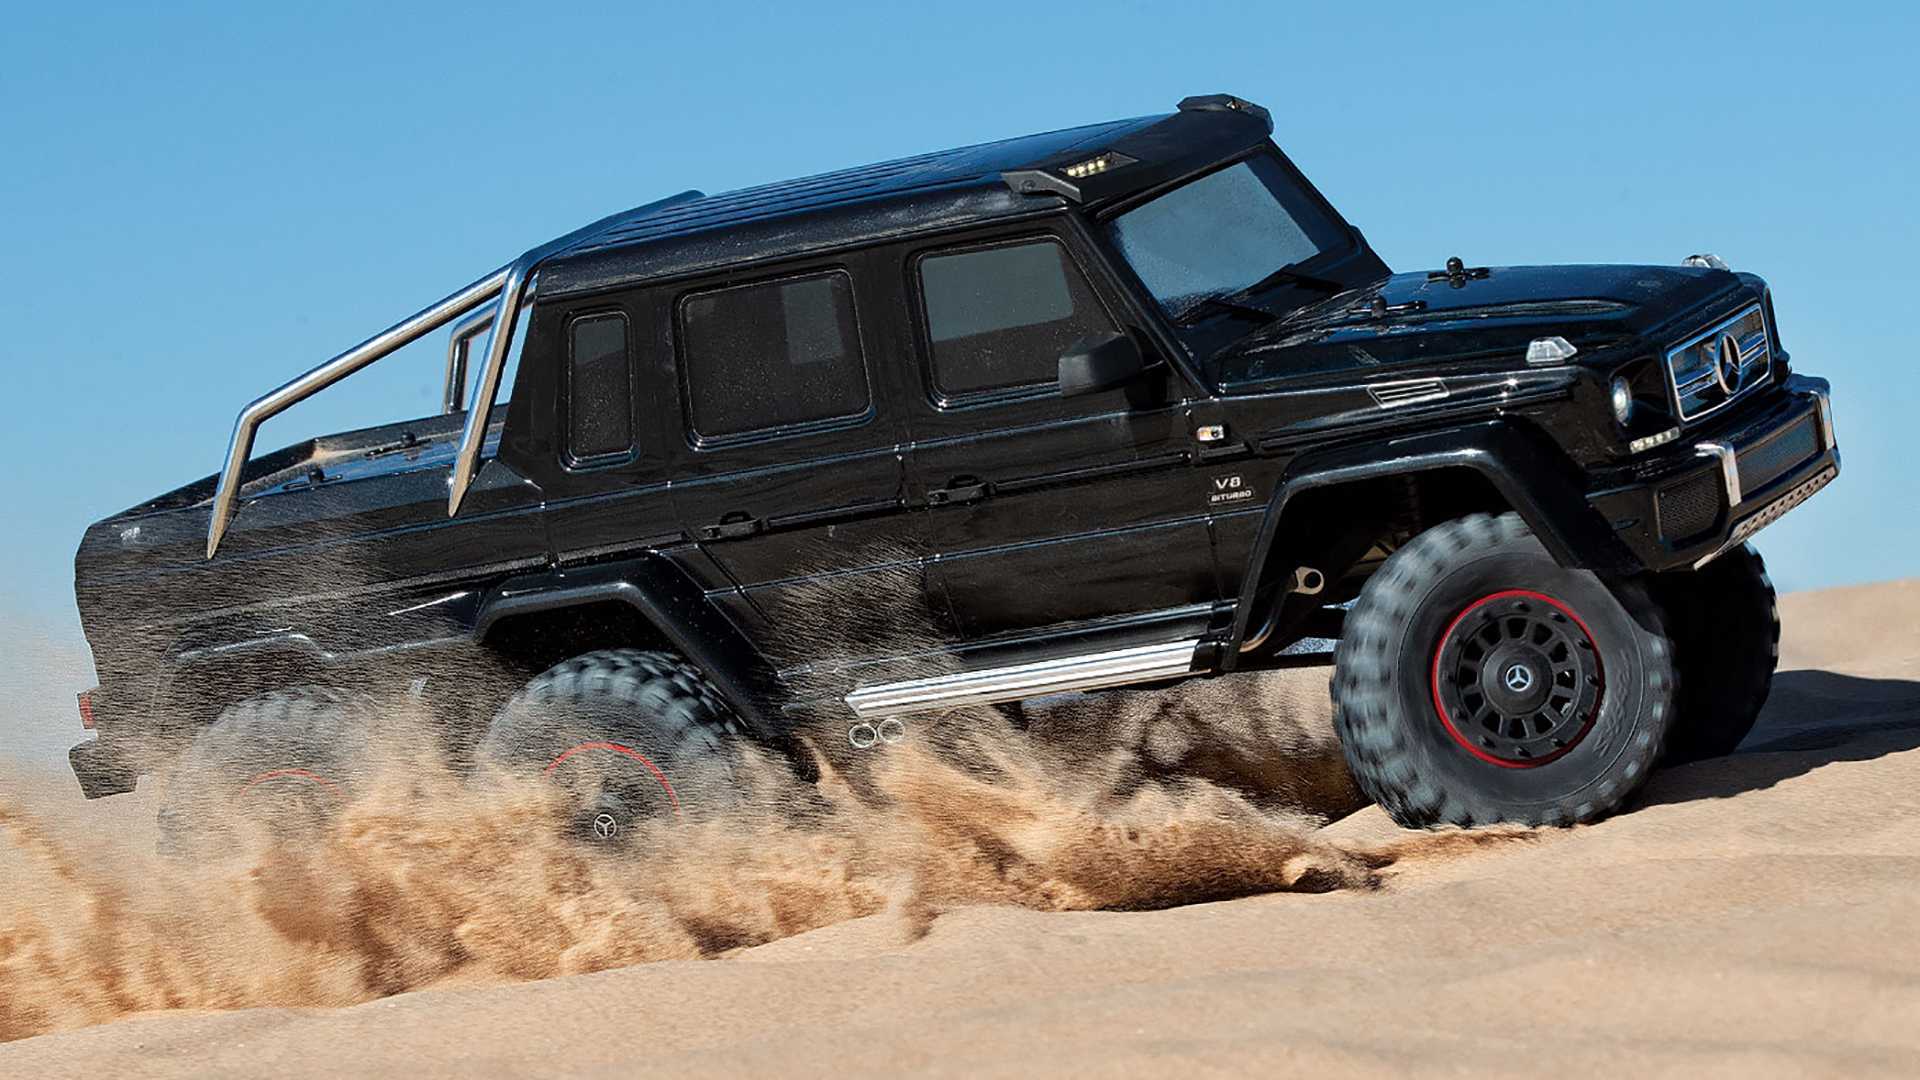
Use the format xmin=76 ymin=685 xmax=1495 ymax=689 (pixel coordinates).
xmin=1665 ymin=304 xmax=1771 ymax=422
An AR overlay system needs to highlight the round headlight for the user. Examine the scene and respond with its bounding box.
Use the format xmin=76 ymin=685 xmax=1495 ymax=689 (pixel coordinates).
xmin=1610 ymin=377 xmax=1635 ymax=426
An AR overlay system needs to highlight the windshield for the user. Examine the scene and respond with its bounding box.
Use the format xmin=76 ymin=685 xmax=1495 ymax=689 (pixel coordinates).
xmin=1107 ymin=154 xmax=1352 ymax=325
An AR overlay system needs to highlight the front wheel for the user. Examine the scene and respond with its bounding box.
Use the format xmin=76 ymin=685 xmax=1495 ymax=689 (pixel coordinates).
xmin=1331 ymin=513 xmax=1677 ymax=828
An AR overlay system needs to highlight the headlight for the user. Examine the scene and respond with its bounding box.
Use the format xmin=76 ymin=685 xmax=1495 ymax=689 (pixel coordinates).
xmin=1610 ymin=377 xmax=1635 ymax=426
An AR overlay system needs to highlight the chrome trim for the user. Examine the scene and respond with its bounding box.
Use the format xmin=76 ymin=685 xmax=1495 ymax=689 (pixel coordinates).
xmin=1665 ymin=303 xmax=1770 ymax=422
xmin=1812 ymin=387 xmax=1838 ymax=451
xmin=441 ymin=307 xmax=498 ymax=414
xmin=1692 ymin=465 xmax=1836 ymax=569
xmin=205 ymin=268 xmax=510 ymax=558
xmin=1368 ymin=378 xmax=1448 ymax=409
xmin=1695 ymin=440 xmax=1742 ymax=509
xmin=844 ymin=639 xmax=1201 ymax=719
xmin=447 ymin=257 xmax=535 ymax=516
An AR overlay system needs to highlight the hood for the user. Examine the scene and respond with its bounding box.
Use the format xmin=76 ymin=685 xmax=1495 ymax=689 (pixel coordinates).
xmin=1211 ymin=264 xmax=1754 ymax=391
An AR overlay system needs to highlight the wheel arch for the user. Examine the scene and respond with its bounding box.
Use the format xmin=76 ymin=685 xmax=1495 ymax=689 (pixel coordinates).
xmin=473 ymin=555 xmax=782 ymax=742
xmin=1225 ymin=420 xmax=1635 ymax=663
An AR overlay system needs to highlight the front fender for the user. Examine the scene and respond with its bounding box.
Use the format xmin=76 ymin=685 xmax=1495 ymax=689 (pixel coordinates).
xmin=1226 ymin=419 xmax=1635 ymax=655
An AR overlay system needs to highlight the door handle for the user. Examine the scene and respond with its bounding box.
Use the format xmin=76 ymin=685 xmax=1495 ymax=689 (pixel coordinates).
xmin=928 ymin=476 xmax=991 ymax=506
xmin=700 ymin=512 xmax=764 ymax=540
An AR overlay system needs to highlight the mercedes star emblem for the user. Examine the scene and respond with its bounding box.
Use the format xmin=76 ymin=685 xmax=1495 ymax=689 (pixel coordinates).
xmin=1714 ymin=331 xmax=1744 ymax=395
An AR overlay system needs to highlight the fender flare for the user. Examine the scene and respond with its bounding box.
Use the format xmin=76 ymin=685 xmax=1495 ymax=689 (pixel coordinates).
xmin=1225 ymin=419 xmax=1635 ymax=656
xmin=473 ymin=554 xmax=782 ymax=741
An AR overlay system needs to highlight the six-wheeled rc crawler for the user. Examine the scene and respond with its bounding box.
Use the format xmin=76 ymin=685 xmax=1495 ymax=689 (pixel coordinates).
xmin=68 ymin=95 xmax=1840 ymax=838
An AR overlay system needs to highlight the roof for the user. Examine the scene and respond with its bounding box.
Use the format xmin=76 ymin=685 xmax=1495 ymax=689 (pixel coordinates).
xmin=537 ymin=100 xmax=1273 ymax=297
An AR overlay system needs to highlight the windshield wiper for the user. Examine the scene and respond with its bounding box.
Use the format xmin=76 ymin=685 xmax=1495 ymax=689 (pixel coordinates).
xmin=1172 ymin=262 xmax=1351 ymax=327
xmin=1173 ymin=294 xmax=1275 ymax=326
xmin=1222 ymin=263 xmax=1349 ymax=305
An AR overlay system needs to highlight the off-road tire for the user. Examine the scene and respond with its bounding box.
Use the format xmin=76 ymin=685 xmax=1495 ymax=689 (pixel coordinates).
xmin=1653 ymin=544 xmax=1779 ymax=763
xmin=481 ymin=649 xmax=743 ymax=836
xmin=1331 ymin=512 xmax=1677 ymax=828
xmin=157 ymin=686 xmax=376 ymax=856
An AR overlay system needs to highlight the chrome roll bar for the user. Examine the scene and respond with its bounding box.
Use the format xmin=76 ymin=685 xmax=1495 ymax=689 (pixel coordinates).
xmin=441 ymin=306 xmax=497 ymax=414
xmin=445 ymin=254 xmax=536 ymax=518
xmin=204 ymin=189 xmax=706 ymax=558
xmin=205 ymin=268 xmax=510 ymax=557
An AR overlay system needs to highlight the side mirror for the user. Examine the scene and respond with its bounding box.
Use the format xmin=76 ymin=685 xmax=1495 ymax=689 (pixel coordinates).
xmin=1057 ymin=331 xmax=1147 ymax=398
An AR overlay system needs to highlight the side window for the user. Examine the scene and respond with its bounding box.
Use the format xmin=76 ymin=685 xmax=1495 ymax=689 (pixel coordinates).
xmin=566 ymin=312 xmax=632 ymax=462
xmin=678 ymin=270 xmax=871 ymax=442
xmin=918 ymin=237 xmax=1118 ymax=402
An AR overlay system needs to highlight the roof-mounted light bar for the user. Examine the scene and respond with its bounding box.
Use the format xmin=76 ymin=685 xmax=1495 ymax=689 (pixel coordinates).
xmin=1062 ymin=151 xmax=1128 ymax=180
xmin=1002 ymin=150 xmax=1138 ymax=202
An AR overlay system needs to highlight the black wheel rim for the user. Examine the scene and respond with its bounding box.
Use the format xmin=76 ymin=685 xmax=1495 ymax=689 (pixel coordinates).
xmin=543 ymin=741 xmax=682 ymax=842
xmin=1430 ymin=589 xmax=1604 ymax=767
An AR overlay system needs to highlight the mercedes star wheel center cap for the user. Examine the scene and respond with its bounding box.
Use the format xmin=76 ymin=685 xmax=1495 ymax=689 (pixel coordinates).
xmin=1503 ymin=663 xmax=1536 ymax=693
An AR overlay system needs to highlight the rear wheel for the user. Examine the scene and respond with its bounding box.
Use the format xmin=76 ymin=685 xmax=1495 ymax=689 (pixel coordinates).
xmin=157 ymin=686 xmax=374 ymax=856
xmin=1331 ymin=513 xmax=1677 ymax=828
xmin=480 ymin=649 xmax=742 ymax=843
xmin=1653 ymin=544 xmax=1779 ymax=763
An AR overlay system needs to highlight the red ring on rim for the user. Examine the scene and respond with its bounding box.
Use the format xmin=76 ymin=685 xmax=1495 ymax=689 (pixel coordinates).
xmin=240 ymin=767 xmax=344 ymax=800
xmin=1429 ymin=588 xmax=1605 ymax=769
xmin=543 ymin=741 xmax=682 ymax=816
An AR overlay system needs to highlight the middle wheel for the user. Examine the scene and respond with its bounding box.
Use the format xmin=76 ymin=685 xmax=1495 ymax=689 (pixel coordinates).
xmin=480 ymin=648 xmax=744 ymax=842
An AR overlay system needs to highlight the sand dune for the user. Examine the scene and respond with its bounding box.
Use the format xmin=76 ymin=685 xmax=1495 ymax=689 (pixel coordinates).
xmin=3 ymin=580 xmax=1918 ymax=1076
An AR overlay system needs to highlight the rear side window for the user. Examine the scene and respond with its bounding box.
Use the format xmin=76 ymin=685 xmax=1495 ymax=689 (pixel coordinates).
xmin=678 ymin=271 xmax=870 ymax=441
xmin=566 ymin=312 xmax=632 ymax=462
xmin=918 ymin=238 xmax=1117 ymax=401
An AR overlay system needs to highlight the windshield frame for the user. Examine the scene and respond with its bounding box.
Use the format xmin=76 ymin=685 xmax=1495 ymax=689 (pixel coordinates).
xmin=1092 ymin=146 xmax=1387 ymax=372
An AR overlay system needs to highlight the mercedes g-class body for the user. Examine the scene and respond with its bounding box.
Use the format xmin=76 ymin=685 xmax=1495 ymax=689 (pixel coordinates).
xmin=68 ymin=95 xmax=1840 ymax=837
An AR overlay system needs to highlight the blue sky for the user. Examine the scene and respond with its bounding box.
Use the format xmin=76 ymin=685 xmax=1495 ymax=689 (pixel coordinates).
xmin=2 ymin=0 xmax=1916 ymax=649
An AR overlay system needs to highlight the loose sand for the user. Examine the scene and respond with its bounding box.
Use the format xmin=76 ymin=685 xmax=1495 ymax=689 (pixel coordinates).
xmin=3 ymin=579 xmax=1917 ymax=1077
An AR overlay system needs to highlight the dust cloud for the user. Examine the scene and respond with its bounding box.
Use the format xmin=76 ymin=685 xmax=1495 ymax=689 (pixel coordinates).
xmin=3 ymin=552 xmax=1516 ymax=1044
xmin=0 ymin=670 xmax=1514 ymax=1044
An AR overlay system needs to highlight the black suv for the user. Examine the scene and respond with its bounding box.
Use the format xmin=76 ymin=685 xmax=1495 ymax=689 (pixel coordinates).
xmin=68 ymin=95 xmax=1840 ymax=837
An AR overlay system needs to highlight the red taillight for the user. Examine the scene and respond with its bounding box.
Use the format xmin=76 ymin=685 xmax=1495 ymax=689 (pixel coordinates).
xmin=77 ymin=688 xmax=96 ymax=730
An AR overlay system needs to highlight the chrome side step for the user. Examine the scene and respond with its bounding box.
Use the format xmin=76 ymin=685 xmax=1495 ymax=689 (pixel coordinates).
xmin=844 ymin=639 xmax=1202 ymax=720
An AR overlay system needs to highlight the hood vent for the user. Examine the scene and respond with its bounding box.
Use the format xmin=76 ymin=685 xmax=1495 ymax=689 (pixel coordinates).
xmin=1368 ymin=378 xmax=1450 ymax=409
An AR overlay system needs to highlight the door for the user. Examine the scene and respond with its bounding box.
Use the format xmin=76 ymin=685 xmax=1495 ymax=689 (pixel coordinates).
xmin=897 ymin=227 xmax=1221 ymax=652
xmin=651 ymin=256 xmax=936 ymax=670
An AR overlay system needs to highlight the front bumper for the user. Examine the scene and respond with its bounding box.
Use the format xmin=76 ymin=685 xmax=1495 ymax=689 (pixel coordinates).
xmin=1588 ymin=375 xmax=1839 ymax=571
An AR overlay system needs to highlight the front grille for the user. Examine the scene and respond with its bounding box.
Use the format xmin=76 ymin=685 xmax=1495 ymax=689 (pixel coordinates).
xmin=1738 ymin=415 xmax=1819 ymax=494
xmin=1657 ymin=472 xmax=1722 ymax=542
xmin=1666 ymin=304 xmax=1771 ymax=421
